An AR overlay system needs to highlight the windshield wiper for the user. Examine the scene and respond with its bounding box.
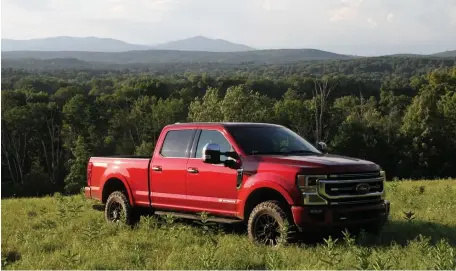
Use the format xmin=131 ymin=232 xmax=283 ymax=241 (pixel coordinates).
xmin=250 ymin=151 xmax=286 ymax=155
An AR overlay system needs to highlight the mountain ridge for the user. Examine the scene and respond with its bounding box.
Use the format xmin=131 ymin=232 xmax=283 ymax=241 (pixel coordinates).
xmin=1 ymin=36 xmax=149 ymax=52
xmin=1 ymin=48 xmax=353 ymax=65
xmin=152 ymin=35 xmax=254 ymax=52
xmin=1 ymin=36 xmax=255 ymax=52
xmin=431 ymin=50 xmax=456 ymax=57
xmin=2 ymin=36 xmax=455 ymax=60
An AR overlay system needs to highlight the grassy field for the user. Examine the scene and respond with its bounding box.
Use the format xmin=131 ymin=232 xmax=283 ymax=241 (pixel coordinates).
xmin=2 ymin=180 xmax=456 ymax=270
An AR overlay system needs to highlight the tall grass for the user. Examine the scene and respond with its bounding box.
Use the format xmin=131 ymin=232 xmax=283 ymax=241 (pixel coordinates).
xmin=2 ymin=180 xmax=456 ymax=269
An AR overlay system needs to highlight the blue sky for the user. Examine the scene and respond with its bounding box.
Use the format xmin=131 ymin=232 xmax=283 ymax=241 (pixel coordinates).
xmin=2 ymin=0 xmax=456 ymax=55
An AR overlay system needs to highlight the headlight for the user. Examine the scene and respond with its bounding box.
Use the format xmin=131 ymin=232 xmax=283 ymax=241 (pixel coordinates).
xmin=296 ymin=175 xmax=325 ymax=193
xmin=296 ymin=174 xmax=328 ymax=205
xmin=380 ymin=170 xmax=386 ymax=199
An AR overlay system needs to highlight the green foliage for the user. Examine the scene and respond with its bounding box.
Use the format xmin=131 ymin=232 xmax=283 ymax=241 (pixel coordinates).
xmin=64 ymin=136 xmax=91 ymax=193
xmin=2 ymin=54 xmax=455 ymax=80
xmin=319 ymin=236 xmax=342 ymax=268
xmin=220 ymin=85 xmax=274 ymax=122
xmin=274 ymin=89 xmax=314 ymax=138
xmin=188 ymin=87 xmax=223 ymax=122
xmin=134 ymin=141 xmax=154 ymax=156
xmin=430 ymin=239 xmax=456 ymax=270
xmin=2 ymin=180 xmax=455 ymax=269
xmin=2 ymin=66 xmax=456 ymax=196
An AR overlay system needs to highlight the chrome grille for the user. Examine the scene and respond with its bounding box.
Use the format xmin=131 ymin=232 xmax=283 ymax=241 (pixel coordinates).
xmin=325 ymin=180 xmax=383 ymax=196
xmin=317 ymin=171 xmax=384 ymax=204
xmin=328 ymin=171 xmax=381 ymax=180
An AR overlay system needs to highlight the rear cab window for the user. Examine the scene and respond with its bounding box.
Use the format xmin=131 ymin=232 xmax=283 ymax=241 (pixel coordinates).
xmin=160 ymin=129 xmax=195 ymax=158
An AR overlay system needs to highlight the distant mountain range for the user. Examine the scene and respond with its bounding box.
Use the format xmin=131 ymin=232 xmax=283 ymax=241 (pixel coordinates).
xmin=1 ymin=36 xmax=254 ymax=52
xmin=1 ymin=36 xmax=148 ymax=52
xmin=1 ymin=36 xmax=455 ymax=70
xmin=152 ymin=36 xmax=254 ymax=52
xmin=1 ymin=49 xmax=352 ymax=65
xmin=431 ymin=50 xmax=456 ymax=57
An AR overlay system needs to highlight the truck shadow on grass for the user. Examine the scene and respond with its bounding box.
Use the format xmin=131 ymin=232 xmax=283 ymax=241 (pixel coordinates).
xmin=309 ymin=220 xmax=456 ymax=248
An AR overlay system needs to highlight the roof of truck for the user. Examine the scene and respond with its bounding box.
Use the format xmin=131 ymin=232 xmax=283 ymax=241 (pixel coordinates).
xmin=168 ymin=122 xmax=282 ymax=128
xmin=166 ymin=122 xmax=282 ymax=129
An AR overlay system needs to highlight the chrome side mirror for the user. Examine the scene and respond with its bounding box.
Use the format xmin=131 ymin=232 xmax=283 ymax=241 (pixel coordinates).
xmin=202 ymin=143 xmax=221 ymax=164
xmin=316 ymin=142 xmax=327 ymax=153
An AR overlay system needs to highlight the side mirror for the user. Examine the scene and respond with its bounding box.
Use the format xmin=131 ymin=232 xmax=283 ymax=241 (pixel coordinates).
xmin=316 ymin=142 xmax=327 ymax=153
xmin=202 ymin=143 xmax=221 ymax=164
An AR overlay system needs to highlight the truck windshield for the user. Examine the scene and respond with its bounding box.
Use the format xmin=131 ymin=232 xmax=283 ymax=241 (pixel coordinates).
xmin=226 ymin=125 xmax=321 ymax=156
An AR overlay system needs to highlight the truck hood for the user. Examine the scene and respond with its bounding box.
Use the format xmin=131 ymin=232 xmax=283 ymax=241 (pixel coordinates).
xmin=255 ymin=154 xmax=380 ymax=173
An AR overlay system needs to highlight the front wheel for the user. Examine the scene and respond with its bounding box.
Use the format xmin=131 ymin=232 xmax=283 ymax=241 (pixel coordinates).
xmin=247 ymin=200 xmax=294 ymax=246
xmin=104 ymin=191 xmax=134 ymax=225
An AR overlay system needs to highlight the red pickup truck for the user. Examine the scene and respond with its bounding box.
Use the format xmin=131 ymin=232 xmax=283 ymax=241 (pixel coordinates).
xmin=85 ymin=122 xmax=390 ymax=245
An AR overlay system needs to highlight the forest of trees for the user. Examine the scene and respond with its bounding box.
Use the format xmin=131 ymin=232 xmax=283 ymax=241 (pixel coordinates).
xmin=2 ymin=55 xmax=456 ymax=79
xmin=1 ymin=57 xmax=456 ymax=197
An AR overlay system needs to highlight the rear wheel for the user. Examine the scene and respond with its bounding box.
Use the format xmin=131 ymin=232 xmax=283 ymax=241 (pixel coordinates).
xmin=104 ymin=191 xmax=134 ymax=225
xmin=247 ymin=200 xmax=294 ymax=246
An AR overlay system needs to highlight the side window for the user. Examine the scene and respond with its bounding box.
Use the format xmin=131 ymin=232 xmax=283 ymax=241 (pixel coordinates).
xmin=196 ymin=130 xmax=232 ymax=161
xmin=160 ymin=129 xmax=194 ymax=158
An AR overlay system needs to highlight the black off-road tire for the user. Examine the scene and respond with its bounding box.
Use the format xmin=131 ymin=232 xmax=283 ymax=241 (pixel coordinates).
xmin=247 ymin=200 xmax=295 ymax=246
xmin=104 ymin=191 xmax=134 ymax=225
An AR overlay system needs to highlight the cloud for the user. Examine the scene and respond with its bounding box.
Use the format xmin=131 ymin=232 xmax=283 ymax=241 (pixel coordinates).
xmin=84 ymin=0 xmax=180 ymax=24
xmin=450 ymin=5 xmax=456 ymax=25
xmin=367 ymin=17 xmax=377 ymax=27
xmin=386 ymin=12 xmax=394 ymax=22
xmin=110 ymin=4 xmax=124 ymax=13
xmin=330 ymin=0 xmax=363 ymax=22
xmin=261 ymin=0 xmax=272 ymax=11
xmin=260 ymin=0 xmax=289 ymax=12
xmin=6 ymin=0 xmax=54 ymax=11
xmin=2 ymin=0 xmax=455 ymax=56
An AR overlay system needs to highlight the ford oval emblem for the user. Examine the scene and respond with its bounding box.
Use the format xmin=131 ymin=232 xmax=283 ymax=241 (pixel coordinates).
xmin=356 ymin=183 xmax=370 ymax=194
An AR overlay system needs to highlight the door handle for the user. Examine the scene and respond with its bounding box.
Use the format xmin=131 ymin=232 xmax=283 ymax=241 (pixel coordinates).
xmin=152 ymin=165 xmax=162 ymax=171
xmin=187 ymin=167 xmax=198 ymax=173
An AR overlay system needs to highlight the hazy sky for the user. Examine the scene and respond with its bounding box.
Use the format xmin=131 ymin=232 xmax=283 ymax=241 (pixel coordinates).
xmin=2 ymin=0 xmax=456 ymax=55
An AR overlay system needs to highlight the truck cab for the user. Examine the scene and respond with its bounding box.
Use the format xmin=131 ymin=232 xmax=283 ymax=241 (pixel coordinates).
xmin=85 ymin=122 xmax=390 ymax=245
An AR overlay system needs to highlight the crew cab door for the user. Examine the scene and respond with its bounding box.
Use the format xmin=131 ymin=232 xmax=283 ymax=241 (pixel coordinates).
xmin=149 ymin=128 xmax=196 ymax=210
xmin=185 ymin=129 xmax=238 ymax=216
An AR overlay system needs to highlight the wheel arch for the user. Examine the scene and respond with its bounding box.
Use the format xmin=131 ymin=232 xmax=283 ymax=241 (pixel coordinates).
xmin=101 ymin=177 xmax=134 ymax=206
xmin=241 ymin=186 xmax=292 ymax=221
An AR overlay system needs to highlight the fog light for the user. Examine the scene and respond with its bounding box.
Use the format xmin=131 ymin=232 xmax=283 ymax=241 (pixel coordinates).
xmin=303 ymin=194 xmax=328 ymax=205
xmin=301 ymin=186 xmax=317 ymax=193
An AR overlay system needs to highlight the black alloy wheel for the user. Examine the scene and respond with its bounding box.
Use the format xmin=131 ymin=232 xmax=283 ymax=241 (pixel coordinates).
xmin=247 ymin=200 xmax=294 ymax=246
xmin=104 ymin=191 xmax=133 ymax=224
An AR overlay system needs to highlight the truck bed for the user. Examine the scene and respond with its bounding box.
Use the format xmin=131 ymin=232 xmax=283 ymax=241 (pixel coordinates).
xmin=87 ymin=156 xmax=151 ymax=205
xmin=98 ymin=155 xmax=151 ymax=159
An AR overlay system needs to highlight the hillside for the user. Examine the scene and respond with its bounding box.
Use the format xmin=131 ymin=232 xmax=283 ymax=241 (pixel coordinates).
xmin=1 ymin=48 xmax=352 ymax=65
xmin=2 ymin=55 xmax=455 ymax=80
xmin=432 ymin=50 xmax=456 ymax=57
xmin=152 ymin=36 xmax=254 ymax=52
xmin=1 ymin=36 xmax=150 ymax=52
xmin=2 ymin=36 xmax=455 ymax=57
xmin=1 ymin=36 xmax=254 ymax=53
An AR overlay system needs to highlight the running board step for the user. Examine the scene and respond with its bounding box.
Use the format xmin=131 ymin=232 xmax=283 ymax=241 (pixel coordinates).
xmin=154 ymin=211 xmax=242 ymax=224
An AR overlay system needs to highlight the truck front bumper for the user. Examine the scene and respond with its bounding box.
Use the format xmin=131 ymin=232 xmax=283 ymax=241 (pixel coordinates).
xmin=291 ymin=200 xmax=390 ymax=232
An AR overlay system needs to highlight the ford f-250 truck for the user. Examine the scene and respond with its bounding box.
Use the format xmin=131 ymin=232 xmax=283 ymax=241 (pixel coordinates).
xmin=85 ymin=122 xmax=390 ymax=245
